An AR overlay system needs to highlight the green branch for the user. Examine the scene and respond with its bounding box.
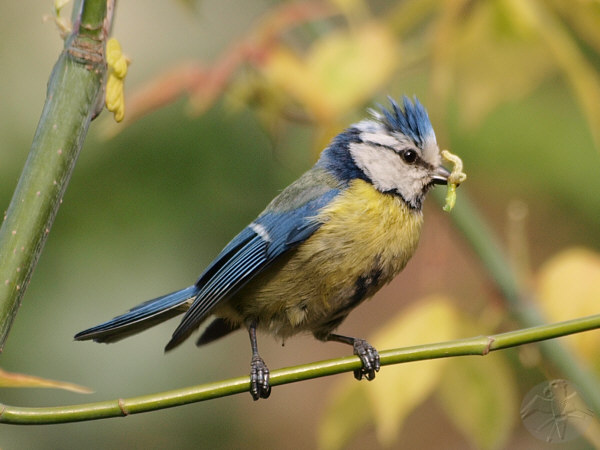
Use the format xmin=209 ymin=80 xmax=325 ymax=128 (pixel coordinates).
xmin=1 ymin=312 xmax=600 ymax=425
xmin=0 ymin=0 xmax=111 ymax=352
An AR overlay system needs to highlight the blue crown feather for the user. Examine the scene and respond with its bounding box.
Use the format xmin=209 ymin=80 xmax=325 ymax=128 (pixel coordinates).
xmin=377 ymin=96 xmax=434 ymax=147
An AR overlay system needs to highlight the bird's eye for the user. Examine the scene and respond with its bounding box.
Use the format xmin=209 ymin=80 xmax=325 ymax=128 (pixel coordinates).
xmin=401 ymin=149 xmax=418 ymax=164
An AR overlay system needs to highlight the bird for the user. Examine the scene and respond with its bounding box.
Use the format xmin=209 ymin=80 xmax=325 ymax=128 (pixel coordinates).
xmin=75 ymin=96 xmax=452 ymax=400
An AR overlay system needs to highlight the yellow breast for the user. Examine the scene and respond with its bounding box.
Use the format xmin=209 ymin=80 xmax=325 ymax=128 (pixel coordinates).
xmin=218 ymin=179 xmax=424 ymax=338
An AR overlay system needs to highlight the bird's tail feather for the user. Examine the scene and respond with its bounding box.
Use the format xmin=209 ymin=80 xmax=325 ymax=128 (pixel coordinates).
xmin=74 ymin=285 xmax=199 ymax=344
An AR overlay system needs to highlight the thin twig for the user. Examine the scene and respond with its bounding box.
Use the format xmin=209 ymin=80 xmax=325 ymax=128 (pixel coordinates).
xmin=1 ymin=312 xmax=600 ymax=425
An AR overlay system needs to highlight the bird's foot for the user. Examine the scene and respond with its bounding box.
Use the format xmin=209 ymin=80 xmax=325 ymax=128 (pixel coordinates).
xmin=352 ymin=339 xmax=380 ymax=381
xmin=250 ymin=355 xmax=271 ymax=400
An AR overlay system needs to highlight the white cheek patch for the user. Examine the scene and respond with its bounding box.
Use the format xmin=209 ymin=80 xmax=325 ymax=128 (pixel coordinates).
xmin=349 ymin=142 xmax=424 ymax=197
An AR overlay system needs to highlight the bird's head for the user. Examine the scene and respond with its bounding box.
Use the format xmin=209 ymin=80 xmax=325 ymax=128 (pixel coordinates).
xmin=319 ymin=96 xmax=451 ymax=210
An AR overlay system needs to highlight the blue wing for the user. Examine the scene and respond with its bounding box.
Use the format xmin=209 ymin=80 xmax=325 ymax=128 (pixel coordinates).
xmin=75 ymin=167 xmax=341 ymax=348
xmin=165 ymin=182 xmax=340 ymax=350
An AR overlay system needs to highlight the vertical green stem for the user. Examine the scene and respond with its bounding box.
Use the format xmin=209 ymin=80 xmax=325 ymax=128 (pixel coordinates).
xmin=0 ymin=0 xmax=110 ymax=352
xmin=79 ymin=1 xmax=107 ymax=38
xmin=435 ymin=189 xmax=600 ymax=412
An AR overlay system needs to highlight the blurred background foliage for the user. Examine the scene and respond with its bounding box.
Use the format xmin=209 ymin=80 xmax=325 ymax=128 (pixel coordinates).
xmin=1 ymin=0 xmax=600 ymax=448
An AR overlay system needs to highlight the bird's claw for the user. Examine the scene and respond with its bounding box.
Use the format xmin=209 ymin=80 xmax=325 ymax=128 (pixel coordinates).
xmin=250 ymin=355 xmax=271 ymax=400
xmin=352 ymin=339 xmax=380 ymax=381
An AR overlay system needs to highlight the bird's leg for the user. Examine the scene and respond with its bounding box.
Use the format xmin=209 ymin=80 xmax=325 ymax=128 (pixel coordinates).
xmin=248 ymin=321 xmax=271 ymax=400
xmin=326 ymin=333 xmax=380 ymax=381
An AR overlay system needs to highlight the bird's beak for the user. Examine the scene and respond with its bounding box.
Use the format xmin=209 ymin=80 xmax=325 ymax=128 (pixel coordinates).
xmin=431 ymin=165 xmax=451 ymax=186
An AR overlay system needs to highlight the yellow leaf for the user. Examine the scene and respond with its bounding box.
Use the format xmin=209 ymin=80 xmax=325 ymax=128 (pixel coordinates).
xmin=318 ymin=382 xmax=371 ymax=450
xmin=318 ymin=296 xmax=460 ymax=449
xmin=536 ymin=247 xmax=600 ymax=369
xmin=329 ymin=0 xmax=371 ymax=23
xmin=263 ymin=24 xmax=398 ymax=121
xmin=368 ymin=296 xmax=460 ymax=445
xmin=437 ymin=337 xmax=517 ymax=449
xmin=451 ymin=0 xmax=553 ymax=127
xmin=0 ymin=367 xmax=92 ymax=394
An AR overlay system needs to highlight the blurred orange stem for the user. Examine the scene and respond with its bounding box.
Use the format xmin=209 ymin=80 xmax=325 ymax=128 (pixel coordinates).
xmin=120 ymin=1 xmax=336 ymax=128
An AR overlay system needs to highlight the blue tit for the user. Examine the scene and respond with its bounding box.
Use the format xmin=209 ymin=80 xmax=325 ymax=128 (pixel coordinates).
xmin=75 ymin=96 xmax=452 ymax=400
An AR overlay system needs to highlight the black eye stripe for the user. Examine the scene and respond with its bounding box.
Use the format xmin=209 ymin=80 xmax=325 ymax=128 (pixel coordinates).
xmin=363 ymin=140 xmax=400 ymax=153
xmin=364 ymin=140 xmax=419 ymax=158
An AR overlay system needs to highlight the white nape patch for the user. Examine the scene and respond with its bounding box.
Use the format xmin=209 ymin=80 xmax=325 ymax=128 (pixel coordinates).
xmin=250 ymin=222 xmax=271 ymax=242
xmin=354 ymin=119 xmax=384 ymax=134
xmin=349 ymin=142 xmax=425 ymax=199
